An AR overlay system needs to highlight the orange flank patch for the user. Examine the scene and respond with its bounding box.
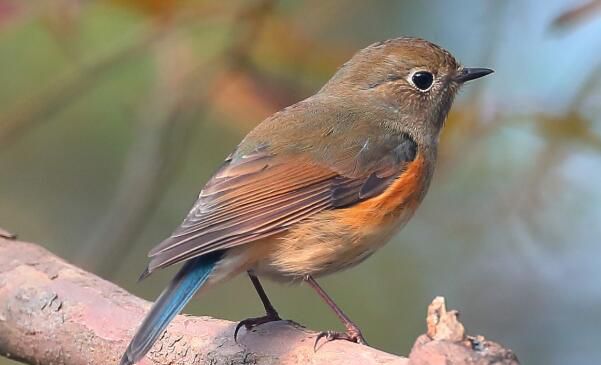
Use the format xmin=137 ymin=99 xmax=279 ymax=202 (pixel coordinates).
xmin=339 ymin=154 xmax=429 ymax=229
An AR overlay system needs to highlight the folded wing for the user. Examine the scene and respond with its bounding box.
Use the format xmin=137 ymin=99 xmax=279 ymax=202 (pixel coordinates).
xmin=145 ymin=137 xmax=416 ymax=274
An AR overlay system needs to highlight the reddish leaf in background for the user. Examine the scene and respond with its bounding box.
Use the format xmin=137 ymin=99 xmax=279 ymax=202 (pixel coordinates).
xmin=0 ymin=0 xmax=22 ymax=28
xmin=211 ymin=70 xmax=288 ymax=129
xmin=111 ymin=0 xmax=182 ymax=22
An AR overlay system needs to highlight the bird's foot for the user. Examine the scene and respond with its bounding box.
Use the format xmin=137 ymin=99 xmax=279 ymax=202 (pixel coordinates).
xmin=234 ymin=311 xmax=282 ymax=341
xmin=314 ymin=328 xmax=368 ymax=350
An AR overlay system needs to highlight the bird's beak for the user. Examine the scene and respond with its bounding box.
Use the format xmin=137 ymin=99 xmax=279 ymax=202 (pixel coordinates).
xmin=454 ymin=67 xmax=494 ymax=83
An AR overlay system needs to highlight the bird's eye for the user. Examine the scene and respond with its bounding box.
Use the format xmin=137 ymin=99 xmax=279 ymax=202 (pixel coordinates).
xmin=411 ymin=71 xmax=434 ymax=91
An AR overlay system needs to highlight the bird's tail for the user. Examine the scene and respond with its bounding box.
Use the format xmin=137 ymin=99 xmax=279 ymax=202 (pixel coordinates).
xmin=120 ymin=251 xmax=223 ymax=365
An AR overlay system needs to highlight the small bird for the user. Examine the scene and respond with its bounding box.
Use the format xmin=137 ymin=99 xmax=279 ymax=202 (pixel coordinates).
xmin=120 ymin=37 xmax=493 ymax=365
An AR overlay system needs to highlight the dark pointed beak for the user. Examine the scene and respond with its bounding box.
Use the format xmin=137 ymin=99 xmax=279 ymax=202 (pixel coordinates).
xmin=454 ymin=67 xmax=494 ymax=83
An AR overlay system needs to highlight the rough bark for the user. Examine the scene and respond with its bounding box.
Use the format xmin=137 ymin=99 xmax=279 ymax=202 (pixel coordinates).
xmin=0 ymin=235 xmax=519 ymax=365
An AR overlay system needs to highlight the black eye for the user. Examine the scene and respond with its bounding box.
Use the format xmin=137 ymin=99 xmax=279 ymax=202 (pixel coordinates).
xmin=411 ymin=71 xmax=434 ymax=91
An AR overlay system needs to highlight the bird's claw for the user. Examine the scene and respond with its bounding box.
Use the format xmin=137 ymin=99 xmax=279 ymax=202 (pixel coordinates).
xmin=314 ymin=329 xmax=368 ymax=351
xmin=234 ymin=312 xmax=282 ymax=342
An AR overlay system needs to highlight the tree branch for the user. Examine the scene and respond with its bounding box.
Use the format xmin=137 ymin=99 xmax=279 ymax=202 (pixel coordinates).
xmin=0 ymin=236 xmax=519 ymax=365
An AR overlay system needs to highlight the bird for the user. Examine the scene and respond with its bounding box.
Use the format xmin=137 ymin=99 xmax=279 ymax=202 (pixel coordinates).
xmin=119 ymin=36 xmax=493 ymax=365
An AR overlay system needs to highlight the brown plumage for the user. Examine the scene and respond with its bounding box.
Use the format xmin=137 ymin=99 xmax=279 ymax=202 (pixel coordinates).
xmin=122 ymin=37 xmax=493 ymax=365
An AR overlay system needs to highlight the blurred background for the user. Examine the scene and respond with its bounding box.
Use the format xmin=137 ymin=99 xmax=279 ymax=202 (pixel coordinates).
xmin=1 ymin=1 xmax=601 ymax=364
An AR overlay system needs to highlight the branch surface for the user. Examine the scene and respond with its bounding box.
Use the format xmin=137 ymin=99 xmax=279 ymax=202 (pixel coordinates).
xmin=0 ymin=236 xmax=519 ymax=365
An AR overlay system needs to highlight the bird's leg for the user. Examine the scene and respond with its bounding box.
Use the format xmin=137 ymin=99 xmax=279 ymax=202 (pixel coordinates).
xmin=234 ymin=271 xmax=282 ymax=341
xmin=249 ymin=271 xmax=280 ymax=317
xmin=304 ymin=274 xmax=368 ymax=349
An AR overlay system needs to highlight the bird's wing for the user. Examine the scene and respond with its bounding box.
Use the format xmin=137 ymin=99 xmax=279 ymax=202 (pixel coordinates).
xmin=145 ymin=136 xmax=417 ymax=274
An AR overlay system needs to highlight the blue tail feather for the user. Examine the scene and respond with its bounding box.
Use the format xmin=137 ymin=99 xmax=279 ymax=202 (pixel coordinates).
xmin=120 ymin=251 xmax=223 ymax=365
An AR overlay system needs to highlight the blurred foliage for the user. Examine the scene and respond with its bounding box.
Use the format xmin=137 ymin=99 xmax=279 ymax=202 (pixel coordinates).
xmin=1 ymin=1 xmax=601 ymax=365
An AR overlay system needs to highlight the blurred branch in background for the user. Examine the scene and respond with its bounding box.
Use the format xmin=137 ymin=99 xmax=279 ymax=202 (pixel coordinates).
xmin=551 ymin=0 xmax=601 ymax=30
xmin=75 ymin=33 xmax=201 ymax=273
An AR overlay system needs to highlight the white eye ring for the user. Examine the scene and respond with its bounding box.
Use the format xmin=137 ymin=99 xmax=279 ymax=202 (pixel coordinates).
xmin=407 ymin=69 xmax=435 ymax=92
